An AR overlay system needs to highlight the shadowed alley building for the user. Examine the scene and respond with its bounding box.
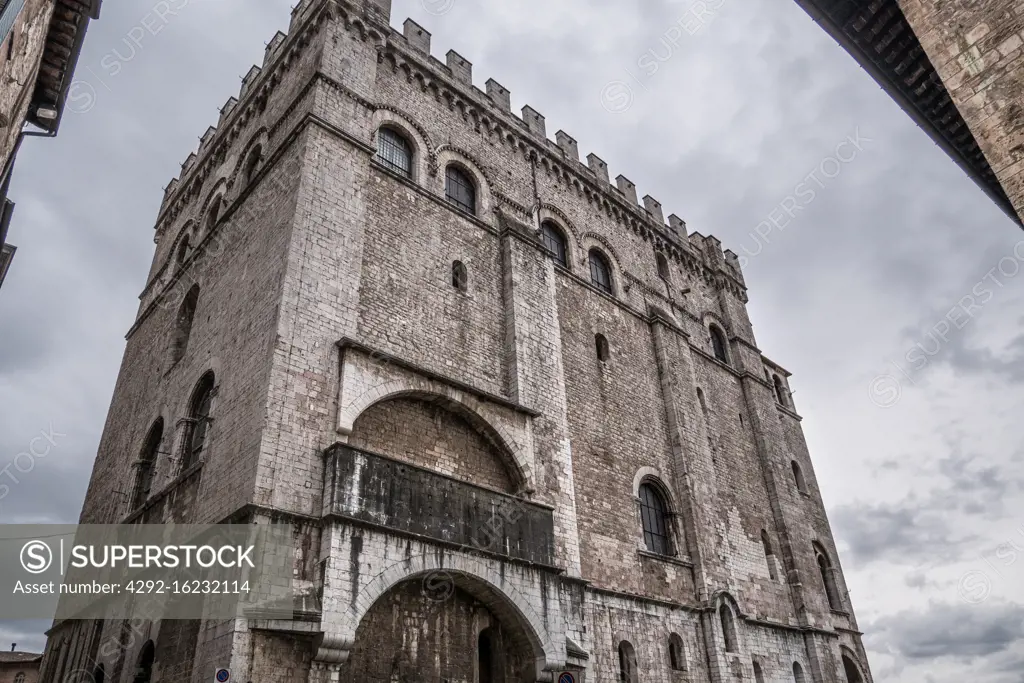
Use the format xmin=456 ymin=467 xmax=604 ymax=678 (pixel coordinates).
xmin=0 ymin=0 xmax=100 ymax=290
xmin=40 ymin=1 xmax=873 ymax=681
xmin=794 ymin=0 xmax=1024 ymax=227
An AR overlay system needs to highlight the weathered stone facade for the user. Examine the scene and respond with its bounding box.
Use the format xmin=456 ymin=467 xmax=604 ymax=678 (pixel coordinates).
xmin=897 ymin=0 xmax=1024 ymax=223
xmin=39 ymin=1 xmax=873 ymax=681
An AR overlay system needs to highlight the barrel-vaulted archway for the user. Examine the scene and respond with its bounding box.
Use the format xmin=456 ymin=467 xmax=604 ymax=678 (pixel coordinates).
xmin=320 ymin=551 xmax=564 ymax=678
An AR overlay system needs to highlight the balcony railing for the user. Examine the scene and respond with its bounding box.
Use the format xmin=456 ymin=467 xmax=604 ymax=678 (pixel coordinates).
xmin=323 ymin=444 xmax=555 ymax=566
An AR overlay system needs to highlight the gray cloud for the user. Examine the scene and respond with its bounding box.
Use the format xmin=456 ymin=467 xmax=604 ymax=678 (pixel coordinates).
xmin=867 ymin=601 xmax=1024 ymax=661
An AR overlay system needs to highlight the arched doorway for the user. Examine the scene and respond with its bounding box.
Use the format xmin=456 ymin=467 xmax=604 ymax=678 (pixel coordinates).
xmin=341 ymin=573 xmax=541 ymax=682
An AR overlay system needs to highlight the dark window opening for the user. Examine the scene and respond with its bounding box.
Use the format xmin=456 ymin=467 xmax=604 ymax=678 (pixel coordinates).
xmin=753 ymin=661 xmax=765 ymax=683
xmin=618 ymin=641 xmax=638 ymax=683
xmin=175 ymin=234 xmax=191 ymax=270
xmin=445 ymin=165 xmax=477 ymax=214
xmin=206 ymin=197 xmax=221 ymax=232
xmin=669 ymin=633 xmax=686 ymax=671
xmin=720 ymin=604 xmax=738 ymax=653
xmin=639 ymin=482 xmax=671 ymax=556
xmin=761 ymin=529 xmax=778 ymax=581
xmin=452 ymin=260 xmax=468 ymax=292
xmin=710 ymin=325 xmax=728 ymax=364
xmin=243 ymin=144 xmax=264 ymax=185
xmin=376 ymin=128 xmax=412 ymax=178
xmin=134 ymin=641 xmax=155 ymax=683
xmin=589 ymin=248 xmax=612 ymax=294
xmin=131 ymin=419 xmax=164 ymax=510
xmin=656 ymin=252 xmax=670 ymax=280
xmin=170 ymin=285 xmax=199 ymax=364
xmin=816 ymin=544 xmax=842 ymax=610
xmin=792 ymin=461 xmax=807 ymax=493
xmin=793 ymin=662 xmax=806 ymax=683
xmin=183 ymin=373 xmax=215 ymax=471
xmin=842 ymin=655 xmax=864 ymax=683
xmin=596 ymin=334 xmax=610 ymax=362
xmin=540 ymin=221 xmax=568 ymax=267
xmin=773 ymin=374 xmax=788 ymax=406
xmin=478 ymin=628 xmax=496 ymax=683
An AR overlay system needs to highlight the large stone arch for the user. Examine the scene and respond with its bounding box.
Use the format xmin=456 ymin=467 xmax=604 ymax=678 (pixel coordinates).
xmin=338 ymin=377 xmax=535 ymax=492
xmin=340 ymin=553 xmax=562 ymax=677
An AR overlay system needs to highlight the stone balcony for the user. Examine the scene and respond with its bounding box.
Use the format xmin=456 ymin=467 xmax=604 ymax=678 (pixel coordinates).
xmin=322 ymin=443 xmax=555 ymax=567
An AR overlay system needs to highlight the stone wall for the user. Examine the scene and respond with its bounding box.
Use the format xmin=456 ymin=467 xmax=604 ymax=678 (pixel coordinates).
xmin=898 ymin=0 xmax=1024 ymax=222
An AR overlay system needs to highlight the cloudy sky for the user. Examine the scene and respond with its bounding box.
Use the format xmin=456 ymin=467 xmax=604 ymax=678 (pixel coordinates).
xmin=1 ymin=0 xmax=1023 ymax=680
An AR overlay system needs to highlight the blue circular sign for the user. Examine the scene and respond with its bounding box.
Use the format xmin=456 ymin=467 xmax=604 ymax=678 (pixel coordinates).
xmin=215 ymin=670 xmax=230 ymax=683
xmin=559 ymin=673 xmax=575 ymax=683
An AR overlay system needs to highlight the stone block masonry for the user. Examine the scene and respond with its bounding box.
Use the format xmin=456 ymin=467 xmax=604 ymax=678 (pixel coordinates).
xmin=39 ymin=0 xmax=873 ymax=682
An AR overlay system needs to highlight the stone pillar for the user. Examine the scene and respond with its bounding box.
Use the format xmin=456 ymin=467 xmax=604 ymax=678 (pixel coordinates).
xmin=649 ymin=316 xmax=718 ymax=602
xmin=498 ymin=209 xmax=582 ymax=577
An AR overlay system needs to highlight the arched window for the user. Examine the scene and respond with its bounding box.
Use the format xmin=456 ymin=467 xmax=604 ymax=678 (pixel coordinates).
xmin=815 ymin=543 xmax=842 ymax=610
xmin=376 ymin=127 xmax=412 ymax=178
xmin=753 ymin=661 xmax=765 ymax=683
xmin=14 ymin=673 xmax=24 ymax=683
xmin=589 ymin=249 xmax=613 ymax=294
xmin=793 ymin=662 xmax=806 ymax=683
xmin=93 ymin=665 xmax=106 ymax=683
xmin=540 ymin=221 xmax=568 ymax=267
xmin=639 ymin=483 xmax=671 ymax=555
xmin=618 ymin=641 xmax=638 ymax=683
xmin=243 ymin=144 xmax=263 ymax=185
xmin=136 ymin=641 xmax=156 ymax=683
xmin=773 ymin=374 xmax=788 ymax=406
xmin=668 ymin=633 xmax=686 ymax=671
xmin=445 ymin=165 xmax=477 ymax=214
xmin=182 ymin=373 xmax=215 ymax=471
xmin=842 ymin=654 xmax=865 ymax=683
xmin=710 ymin=325 xmax=728 ymax=364
xmin=175 ymin=233 xmax=191 ymax=270
xmin=696 ymin=387 xmax=708 ymax=414
xmin=792 ymin=461 xmax=807 ymax=493
xmin=131 ymin=419 xmax=163 ymax=510
xmin=656 ymin=252 xmax=670 ymax=280
xmin=170 ymin=285 xmax=199 ymax=364
xmin=206 ymin=196 xmax=222 ymax=233
xmin=761 ymin=529 xmax=779 ymax=580
xmin=719 ymin=604 xmax=738 ymax=653
xmin=596 ymin=334 xmax=610 ymax=362
xmin=452 ymin=260 xmax=468 ymax=292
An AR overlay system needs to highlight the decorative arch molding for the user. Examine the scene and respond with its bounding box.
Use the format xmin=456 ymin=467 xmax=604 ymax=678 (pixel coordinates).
xmin=839 ymin=646 xmax=868 ymax=683
xmin=700 ymin=311 xmax=731 ymax=336
xmin=535 ymin=204 xmax=581 ymax=270
xmin=228 ymin=127 xmax=270 ymax=190
xmin=709 ymin=589 xmax=746 ymax=618
xmin=336 ymin=354 xmax=536 ymax=492
xmin=322 ymin=550 xmax=565 ymax=674
xmin=432 ymin=145 xmax=495 ymax=218
xmin=580 ymin=233 xmax=624 ymax=295
xmin=371 ymin=106 xmax=431 ymax=183
xmin=198 ymin=177 xmax=230 ymax=237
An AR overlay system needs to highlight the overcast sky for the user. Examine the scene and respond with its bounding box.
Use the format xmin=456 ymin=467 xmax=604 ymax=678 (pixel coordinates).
xmin=1 ymin=0 xmax=1022 ymax=680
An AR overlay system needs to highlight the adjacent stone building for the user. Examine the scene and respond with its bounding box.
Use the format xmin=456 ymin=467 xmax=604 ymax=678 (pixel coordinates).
xmin=39 ymin=1 xmax=873 ymax=681
xmin=0 ymin=0 xmax=100 ymax=290
xmin=794 ymin=0 xmax=1024 ymax=227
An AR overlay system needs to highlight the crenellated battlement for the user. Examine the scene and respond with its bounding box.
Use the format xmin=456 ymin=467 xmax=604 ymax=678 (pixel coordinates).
xmin=157 ymin=0 xmax=743 ymax=290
